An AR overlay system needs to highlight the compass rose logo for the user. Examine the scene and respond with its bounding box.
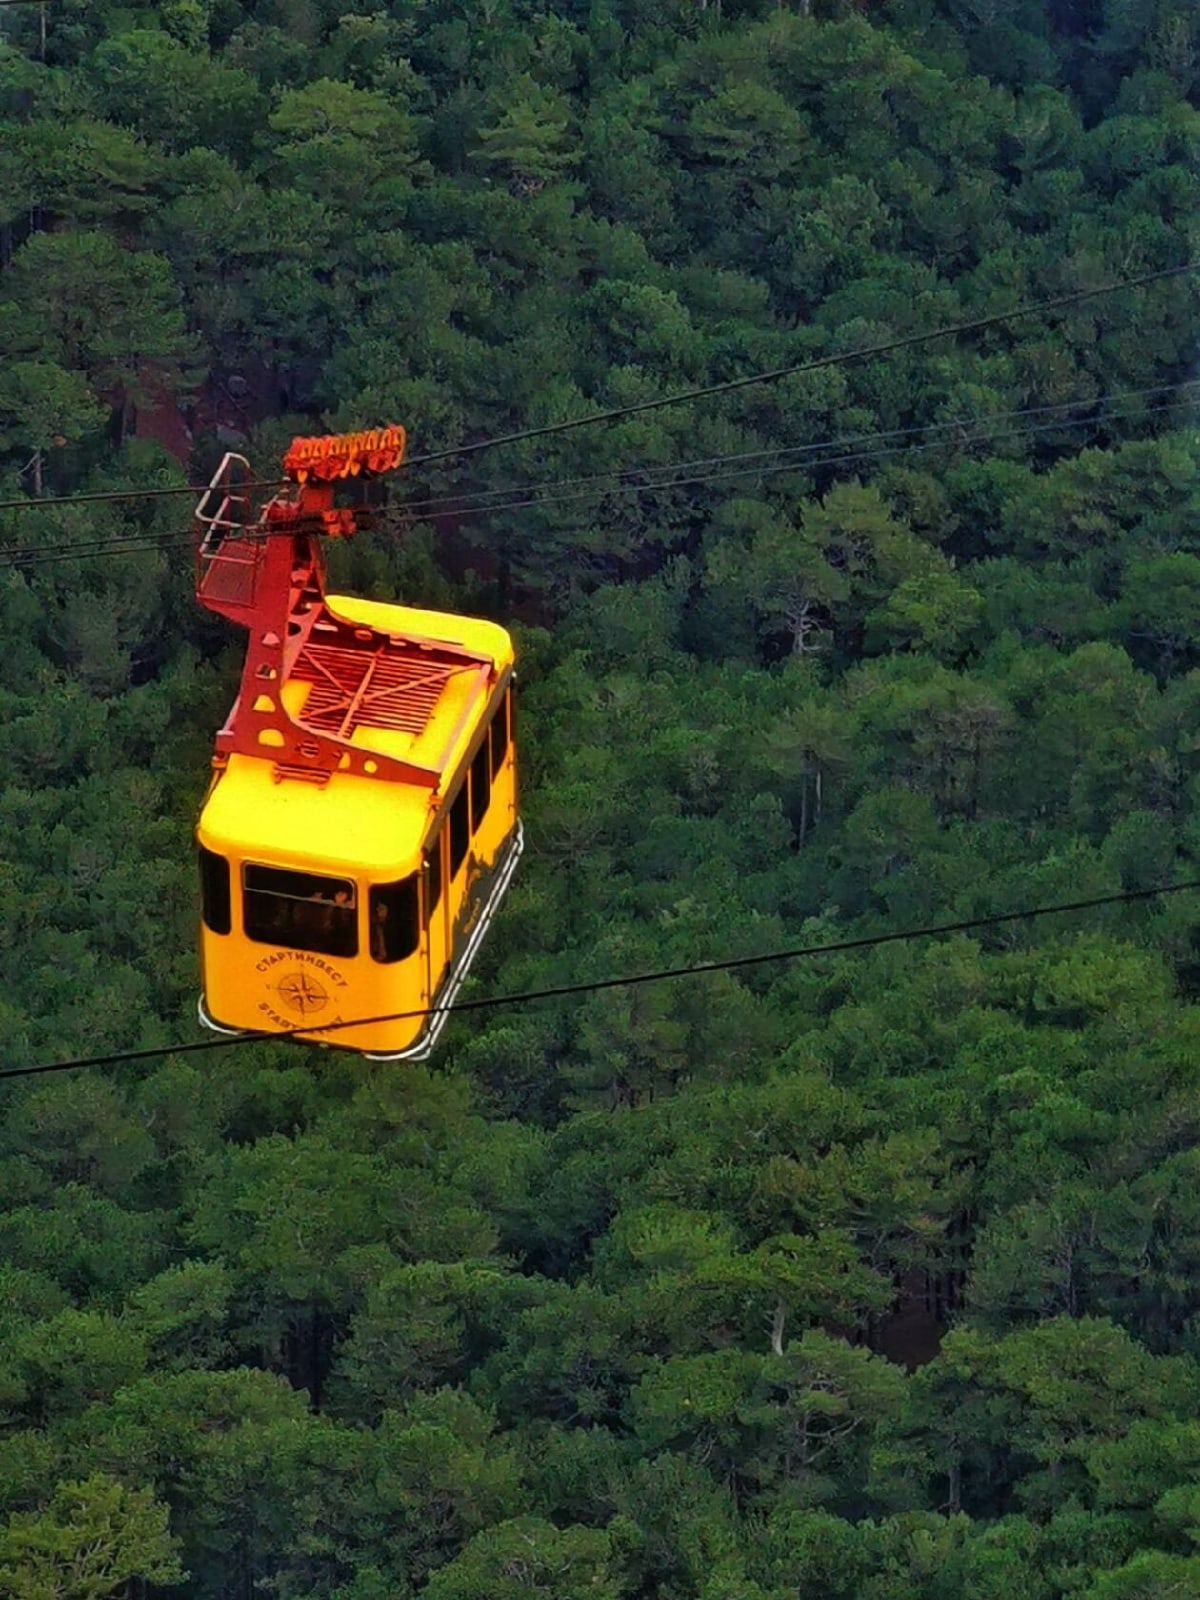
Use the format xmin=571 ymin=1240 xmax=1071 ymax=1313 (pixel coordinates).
xmin=274 ymin=969 xmax=330 ymax=1018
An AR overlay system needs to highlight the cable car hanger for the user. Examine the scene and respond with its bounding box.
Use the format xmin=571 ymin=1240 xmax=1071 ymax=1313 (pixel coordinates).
xmin=193 ymin=424 xmax=522 ymax=1061
xmin=195 ymin=425 xmax=492 ymax=790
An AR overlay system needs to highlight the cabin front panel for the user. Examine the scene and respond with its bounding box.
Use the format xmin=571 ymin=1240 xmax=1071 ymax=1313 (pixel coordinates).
xmin=199 ymin=854 xmax=430 ymax=1055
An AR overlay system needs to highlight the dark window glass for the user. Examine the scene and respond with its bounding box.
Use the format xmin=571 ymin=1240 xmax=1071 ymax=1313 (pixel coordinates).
xmin=490 ymin=692 xmax=510 ymax=778
xmin=243 ymin=864 xmax=357 ymax=957
xmin=426 ymin=833 xmax=442 ymax=920
xmin=471 ymin=741 xmax=491 ymax=831
xmin=450 ymin=787 xmax=469 ymax=876
xmin=370 ymin=876 xmax=420 ymax=963
xmin=199 ymin=847 xmax=231 ymax=935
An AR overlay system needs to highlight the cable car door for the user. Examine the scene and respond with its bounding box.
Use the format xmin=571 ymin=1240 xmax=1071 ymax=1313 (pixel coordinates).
xmin=425 ymin=829 xmax=450 ymax=1011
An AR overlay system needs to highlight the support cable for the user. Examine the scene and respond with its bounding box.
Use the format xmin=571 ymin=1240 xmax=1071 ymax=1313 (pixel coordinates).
xmin=1 ymin=386 xmax=1194 ymax=571
xmin=0 ymin=263 xmax=1194 ymax=517
xmin=4 ymin=878 xmax=1198 ymax=1082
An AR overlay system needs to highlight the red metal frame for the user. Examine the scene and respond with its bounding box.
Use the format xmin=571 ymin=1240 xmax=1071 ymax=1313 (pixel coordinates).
xmin=194 ymin=440 xmax=493 ymax=788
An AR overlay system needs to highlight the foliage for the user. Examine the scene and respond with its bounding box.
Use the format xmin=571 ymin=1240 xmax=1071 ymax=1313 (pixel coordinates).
xmin=1 ymin=0 xmax=1199 ymax=1594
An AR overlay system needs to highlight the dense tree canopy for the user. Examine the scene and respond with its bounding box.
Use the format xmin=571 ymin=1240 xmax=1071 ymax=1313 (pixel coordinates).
xmin=1 ymin=0 xmax=1199 ymax=1594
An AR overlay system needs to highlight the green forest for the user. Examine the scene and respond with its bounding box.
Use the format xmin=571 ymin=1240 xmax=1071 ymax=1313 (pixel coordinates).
xmin=3 ymin=0 xmax=1200 ymax=1593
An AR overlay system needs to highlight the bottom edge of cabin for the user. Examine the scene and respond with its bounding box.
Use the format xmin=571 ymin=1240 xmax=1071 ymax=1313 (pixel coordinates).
xmin=197 ymin=998 xmax=245 ymax=1038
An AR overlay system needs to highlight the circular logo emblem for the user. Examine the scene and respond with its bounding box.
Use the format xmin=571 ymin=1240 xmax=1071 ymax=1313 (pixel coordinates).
xmin=274 ymin=970 xmax=329 ymax=1017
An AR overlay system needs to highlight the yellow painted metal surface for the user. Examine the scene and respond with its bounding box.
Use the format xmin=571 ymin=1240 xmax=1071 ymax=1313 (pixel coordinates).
xmin=197 ymin=598 xmax=518 ymax=1056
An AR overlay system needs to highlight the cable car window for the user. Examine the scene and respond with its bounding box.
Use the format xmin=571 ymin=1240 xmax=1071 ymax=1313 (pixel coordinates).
xmin=243 ymin=864 xmax=358 ymax=957
xmin=426 ymin=833 xmax=443 ymax=919
xmin=450 ymin=787 xmax=469 ymax=876
xmin=369 ymin=876 xmax=420 ymax=964
xmin=471 ymin=741 xmax=491 ymax=831
xmin=199 ymin=847 xmax=231 ymax=935
xmin=490 ymin=692 xmax=509 ymax=778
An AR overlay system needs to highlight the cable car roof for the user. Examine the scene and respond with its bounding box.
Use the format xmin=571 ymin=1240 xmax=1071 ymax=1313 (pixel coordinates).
xmin=198 ymin=596 xmax=514 ymax=877
xmin=311 ymin=594 xmax=513 ymax=773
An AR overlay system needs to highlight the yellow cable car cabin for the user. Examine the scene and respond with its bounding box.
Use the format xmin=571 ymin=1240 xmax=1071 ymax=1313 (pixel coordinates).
xmin=192 ymin=430 xmax=522 ymax=1060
